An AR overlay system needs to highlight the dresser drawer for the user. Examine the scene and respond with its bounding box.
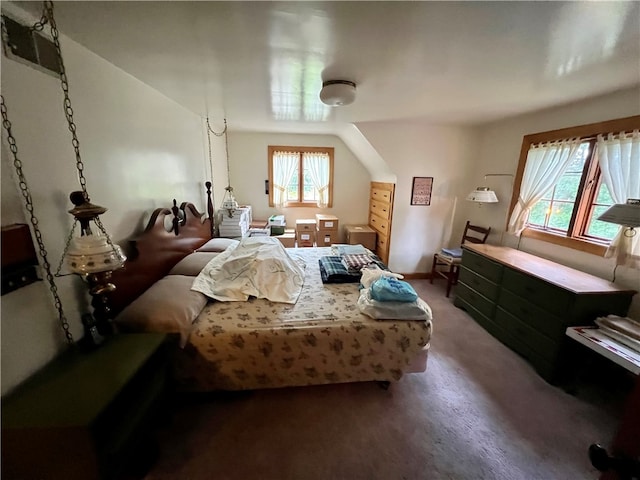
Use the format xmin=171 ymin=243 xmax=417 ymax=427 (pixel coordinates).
xmin=369 ymin=213 xmax=390 ymax=236
xmin=456 ymin=282 xmax=496 ymax=319
xmin=494 ymin=322 xmax=557 ymax=381
xmin=375 ymin=232 xmax=389 ymax=254
xmin=454 ymin=295 xmax=504 ymax=339
xmin=370 ymin=199 xmax=391 ymax=219
xmin=497 ymin=288 xmax=567 ymax=340
xmin=495 ymin=307 xmax=562 ymax=363
xmin=371 ymin=187 xmax=392 ymax=203
xmin=502 ymin=268 xmax=572 ymax=317
xmin=459 ymin=266 xmax=500 ymax=301
xmin=461 ymin=249 xmax=503 ymax=283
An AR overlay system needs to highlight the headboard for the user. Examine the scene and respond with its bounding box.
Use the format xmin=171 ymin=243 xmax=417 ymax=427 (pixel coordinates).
xmin=107 ymin=198 xmax=213 ymax=316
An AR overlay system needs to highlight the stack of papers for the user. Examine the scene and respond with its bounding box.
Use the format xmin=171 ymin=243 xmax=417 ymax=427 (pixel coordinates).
xmin=595 ymin=315 xmax=640 ymax=352
xmin=219 ymin=206 xmax=251 ymax=238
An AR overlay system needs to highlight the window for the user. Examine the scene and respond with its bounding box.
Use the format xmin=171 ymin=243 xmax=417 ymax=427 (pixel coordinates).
xmin=509 ymin=116 xmax=640 ymax=255
xmin=268 ymin=146 xmax=334 ymax=208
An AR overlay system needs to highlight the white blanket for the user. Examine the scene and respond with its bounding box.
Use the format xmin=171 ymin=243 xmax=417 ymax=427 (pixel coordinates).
xmin=191 ymin=236 xmax=306 ymax=304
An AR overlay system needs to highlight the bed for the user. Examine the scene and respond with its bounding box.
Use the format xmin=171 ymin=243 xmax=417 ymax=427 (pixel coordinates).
xmin=108 ymin=198 xmax=433 ymax=392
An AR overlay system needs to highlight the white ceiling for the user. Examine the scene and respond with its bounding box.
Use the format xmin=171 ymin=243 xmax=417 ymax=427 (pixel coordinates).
xmin=12 ymin=1 xmax=640 ymax=134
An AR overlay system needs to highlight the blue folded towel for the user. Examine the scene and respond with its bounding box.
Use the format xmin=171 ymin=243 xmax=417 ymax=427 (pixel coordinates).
xmin=440 ymin=247 xmax=463 ymax=257
xmin=370 ymin=276 xmax=418 ymax=303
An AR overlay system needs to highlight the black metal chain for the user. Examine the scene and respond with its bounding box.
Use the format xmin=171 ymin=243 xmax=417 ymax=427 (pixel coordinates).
xmin=42 ymin=0 xmax=121 ymax=264
xmin=30 ymin=4 xmax=49 ymax=32
xmin=1 ymin=95 xmax=74 ymax=344
xmin=44 ymin=0 xmax=88 ymax=197
xmin=206 ymin=118 xmax=231 ymax=189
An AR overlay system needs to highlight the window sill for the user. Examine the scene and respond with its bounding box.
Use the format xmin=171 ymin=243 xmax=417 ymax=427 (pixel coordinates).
xmin=268 ymin=202 xmax=331 ymax=208
xmin=521 ymin=228 xmax=608 ymax=256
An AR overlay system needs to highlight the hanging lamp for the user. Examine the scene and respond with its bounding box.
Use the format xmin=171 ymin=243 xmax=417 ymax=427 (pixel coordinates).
xmin=40 ymin=0 xmax=126 ymax=337
xmin=207 ymin=118 xmax=238 ymax=217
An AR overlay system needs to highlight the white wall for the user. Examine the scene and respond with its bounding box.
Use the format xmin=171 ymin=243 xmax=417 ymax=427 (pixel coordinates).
xmin=0 ymin=11 xmax=225 ymax=394
xmin=356 ymin=120 xmax=479 ymax=273
xmin=227 ymin=132 xmax=371 ymax=241
xmin=456 ymin=87 xmax=640 ymax=317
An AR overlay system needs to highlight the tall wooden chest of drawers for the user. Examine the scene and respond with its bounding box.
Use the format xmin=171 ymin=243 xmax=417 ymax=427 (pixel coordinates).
xmin=453 ymin=244 xmax=636 ymax=382
xmin=368 ymin=181 xmax=394 ymax=265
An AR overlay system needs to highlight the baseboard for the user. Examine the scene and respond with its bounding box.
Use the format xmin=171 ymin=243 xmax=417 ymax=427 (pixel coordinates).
xmin=399 ymin=272 xmax=431 ymax=280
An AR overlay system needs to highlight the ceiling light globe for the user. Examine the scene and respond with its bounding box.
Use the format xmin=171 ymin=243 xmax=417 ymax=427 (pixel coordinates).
xmin=319 ymin=80 xmax=356 ymax=106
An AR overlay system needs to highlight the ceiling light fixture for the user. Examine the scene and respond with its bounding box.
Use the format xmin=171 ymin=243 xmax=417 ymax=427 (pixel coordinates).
xmin=319 ymin=80 xmax=356 ymax=106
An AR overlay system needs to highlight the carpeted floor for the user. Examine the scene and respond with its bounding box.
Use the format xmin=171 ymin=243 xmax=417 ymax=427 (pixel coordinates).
xmin=141 ymin=280 xmax=633 ymax=480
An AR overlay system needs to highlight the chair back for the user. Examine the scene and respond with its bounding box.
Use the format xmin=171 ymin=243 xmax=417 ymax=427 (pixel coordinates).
xmin=461 ymin=220 xmax=491 ymax=245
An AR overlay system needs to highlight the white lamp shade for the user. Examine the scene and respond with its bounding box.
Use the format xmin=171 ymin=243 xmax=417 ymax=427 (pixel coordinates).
xmin=597 ymin=199 xmax=640 ymax=227
xmin=66 ymin=235 xmax=126 ymax=274
xmin=319 ymin=80 xmax=356 ymax=106
xmin=466 ymin=187 xmax=498 ymax=203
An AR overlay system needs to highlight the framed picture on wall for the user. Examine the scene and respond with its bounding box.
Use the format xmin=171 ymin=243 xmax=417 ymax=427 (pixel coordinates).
xmin=410 ymin=177 xmax=433 ymax=206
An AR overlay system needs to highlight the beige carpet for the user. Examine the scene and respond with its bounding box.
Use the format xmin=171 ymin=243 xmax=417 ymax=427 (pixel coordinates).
xmin=142 ymin=280 xmax=632 ymax=480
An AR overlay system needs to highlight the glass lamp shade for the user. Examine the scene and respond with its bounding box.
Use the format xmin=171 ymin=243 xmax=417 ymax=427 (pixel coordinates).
xmin=466 ymin=187 xmax=499 ymax=203
xmin=597 ymin=199 xmax=640 ymax=227
xmin=319 ymin=80 xmax=356 ymax=106
xmin=66 ymin=234 xmax=126 ymax=274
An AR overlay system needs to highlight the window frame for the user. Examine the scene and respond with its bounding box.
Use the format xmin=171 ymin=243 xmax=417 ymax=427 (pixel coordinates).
xmin=508 ymin=115 xmax=640 ymax=256
xmin=268 ymin=145 xmax=334 ymax=208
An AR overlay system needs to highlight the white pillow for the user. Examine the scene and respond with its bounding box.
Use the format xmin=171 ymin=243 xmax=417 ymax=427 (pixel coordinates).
xmin=114 ymin=275 xmax=207 ymax=346
xmin=196 ymin=238 xmax=239 ymax=252
xmin=169 ymin=252 xmax=219 ymax=276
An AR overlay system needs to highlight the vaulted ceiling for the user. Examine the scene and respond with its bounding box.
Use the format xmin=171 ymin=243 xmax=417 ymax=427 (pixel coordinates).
xmin=12 ymin=1 xmax=640 ymax=134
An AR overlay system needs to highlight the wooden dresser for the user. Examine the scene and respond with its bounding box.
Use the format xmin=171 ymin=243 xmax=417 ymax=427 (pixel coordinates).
xmin=2 ymin=333 xmax=175 ymax=480
xmin=368 ymin=181 xmax=395 ymax=265
xmin=453 ymin=244 xmax=636 ymax=382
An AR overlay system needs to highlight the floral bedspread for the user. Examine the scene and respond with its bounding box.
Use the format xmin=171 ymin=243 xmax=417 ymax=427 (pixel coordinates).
xmin=174 ymin=247 xmax=433 ymax=391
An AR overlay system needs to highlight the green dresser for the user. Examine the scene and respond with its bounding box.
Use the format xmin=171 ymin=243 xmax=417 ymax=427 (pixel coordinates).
xmin=454 ymin=244 xmax=636 ymax=382
xmin=2 ymin=333 xmax=175 ymax=480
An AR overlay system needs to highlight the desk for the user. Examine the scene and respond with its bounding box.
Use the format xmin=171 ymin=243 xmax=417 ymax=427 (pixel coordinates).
xmin=566 ymin=326 xmax=640 ymax=375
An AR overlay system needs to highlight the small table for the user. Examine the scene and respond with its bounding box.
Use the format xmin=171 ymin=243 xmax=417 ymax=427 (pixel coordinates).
xmin=566 ymin=326 xmax=640 ymax=375
xmin=2 ymin=333 xmax=175 ymax=480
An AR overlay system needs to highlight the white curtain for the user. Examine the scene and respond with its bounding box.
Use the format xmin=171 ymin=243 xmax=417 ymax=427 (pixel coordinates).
xmin=508 ymin=138 xmax=583 ymax=235
xmin=272 ymin=151 xmax=299 ymax=208
xmin=304 ymin=152 xmax=330 ymax=208
xmin=597 ymin=130 xmax=640 ymax=268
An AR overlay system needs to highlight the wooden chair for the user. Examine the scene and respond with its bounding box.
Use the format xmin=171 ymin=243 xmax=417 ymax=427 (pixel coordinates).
xmin=430 ymin=221 xmax=491 ymax=297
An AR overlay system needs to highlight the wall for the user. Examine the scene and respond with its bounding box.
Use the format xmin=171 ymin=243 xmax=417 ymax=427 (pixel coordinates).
xmin=456 ymin=86 xmax=640 ymax=317
xmin=226 ymin=132 xmax=371 ymax=240
xmin=356 ymin=120 xmax=479 ymax=273
xmin=0 ymin=7 xmax=225 ymax=394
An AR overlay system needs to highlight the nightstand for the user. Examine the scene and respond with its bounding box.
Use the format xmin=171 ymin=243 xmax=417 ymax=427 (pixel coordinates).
xmin=2 ymin=333 xmax=176 ymax=480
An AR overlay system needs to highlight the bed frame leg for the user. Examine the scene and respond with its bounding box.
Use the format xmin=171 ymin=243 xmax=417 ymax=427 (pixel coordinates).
xmin=376 ymin=381 xmax=391 ymax=390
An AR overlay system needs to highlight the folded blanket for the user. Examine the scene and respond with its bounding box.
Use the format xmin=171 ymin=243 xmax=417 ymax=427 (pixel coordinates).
xmin=357 ymin=288 xmax=432 ymax=321
xmin=342 ymin=253 xmax=377 ymax=273
xmin=319 ymin=256 xmax=361 ymax=284
xmin=332 ymin=244 xmax=371 ymax=256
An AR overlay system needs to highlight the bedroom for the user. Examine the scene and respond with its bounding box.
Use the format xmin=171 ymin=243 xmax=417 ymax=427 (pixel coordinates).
xmin=1 ymin=1 xmax=639 ymax=479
